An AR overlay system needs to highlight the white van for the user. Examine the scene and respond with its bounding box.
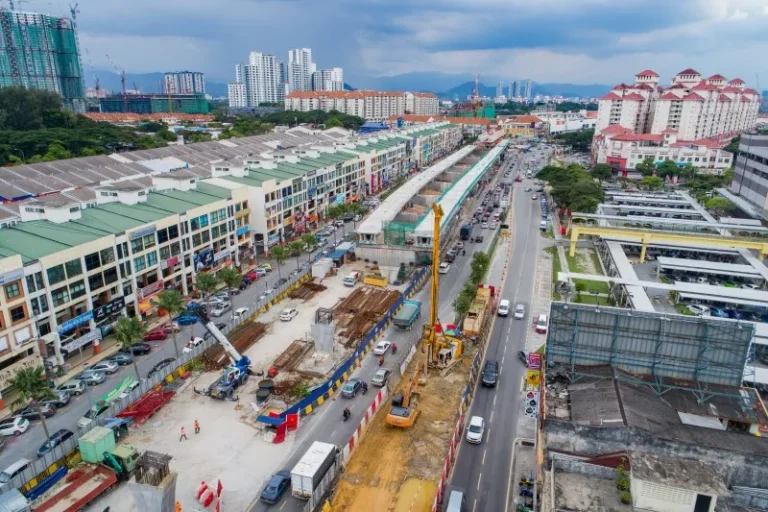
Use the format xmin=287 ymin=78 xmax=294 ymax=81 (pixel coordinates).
xmin=445 ymin=488 xmax=466 ymax=512
xmin=498 ymin=300 xmax=510 ymax=317
xmin=540 ymin=220 xmax=548 ymax=231
xmin=343 ymin=271 xmax=361 ymax=287
xmin=0 ymin=458 xmax=30 ymax=490
xmin=535 ymin=314 xmax=548 ymax=334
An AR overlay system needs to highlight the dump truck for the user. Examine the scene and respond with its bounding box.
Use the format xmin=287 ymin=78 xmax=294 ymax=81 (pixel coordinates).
xmin=291 ymin=441 xmax=339 ymax=499
xmin=393 ymin=300 xmax=421 ymax=330
xmin=462 ymin=286 xmax=492 ymax=337
xmin=460 ymin=224 xmax=472 ymax=241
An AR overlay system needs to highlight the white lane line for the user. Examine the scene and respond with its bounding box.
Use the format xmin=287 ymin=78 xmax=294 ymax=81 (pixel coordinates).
xmin=502 ymin=355 xmax=505 ymax=365
xmin=477 ymin=472 xmax=483 ymax=491
xmin=473 ymin=500 xmax=478 ymax=512
xmin=482 ymin=449 xmax=487 ymax=465
xmin=490 ymin=410 xmax=494 ymax=424
xmin=280 ymin=501 xmax=287 ymax=510
xmin=486 ymin=426 xmax=491 ymax=442
xmin=493 ymin=395 xmax=497 ymax=407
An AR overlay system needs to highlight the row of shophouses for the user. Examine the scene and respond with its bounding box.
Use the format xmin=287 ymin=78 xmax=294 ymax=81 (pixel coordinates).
xmin=0 ymin=122 xmax=462 ymax=400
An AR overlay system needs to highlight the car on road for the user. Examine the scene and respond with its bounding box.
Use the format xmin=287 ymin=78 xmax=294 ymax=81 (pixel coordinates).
xmin=341 ymin=378 xmax=363 ymax=398
xmin=260 ymin=470 xmax=291 ymax=504
xmin=372 ymin=368 xmax=391 ymax=387
xmin=341 ymin=214 xmax=355 ymax=222
xmin=122 ymin=342 xmax=152 ymax=356
xmin=86 ymin=360 xmax=119 ymax=375
xmin=280 ymin=308 xmax=298 ymax=321
xmin=276 ymin=277 xmax=289 ymax=287
xmin=210 ymin=302 xmax=232 ymax=317
xmin=513 ymin=304 xmax=526 ymax=320
xmin=353 ymin=214 xmax=362 ymax=222
xmin=259 ymin=288 xmax=276 ymax=301
xmin=518 ymin=350 xmax=528 ymax=366
xmin=455 ymin=241 xmax=464 ymax=249
xmin=481 ymin=222 xmax=488 ymax=229
xmin=77 ymin=370 xmax=106 ymax=386
xmin=147 ymin=358 xmax=176 ymax=378
xmin=535 ymin=314 xmax=548 ymax=334
xmin=143 ymin=327 xmax=168 ymax=341
xmin=373 ymin=340 xmax=392 ymax=355
xmin=118 ymin=380 xmax=141 ymax=400
xmin=163 ymin=322 xmax=182 ymax=334
xmin=56 ymin=379 xmax=86 ymax=396
xmin=465 ymin=416 xmax=485 ymax=444
xmin=78 ymin=403 xmax=110 ymax=429
xmin=221 ymin=287 xmax=241 ymax=296
xmin=334 ymin=219 xmax=345 ymax=227
xmin=497 ymin=300 xmax=510 ymax=317
xmin=174 ymin=312 xmax=199 ymax=326
xmin=0 ymin=417 xmax=29 ymax=437
xmin=245 ymin=270 xmax=260 ymax=282
xmin=183 ymin=337 xmax=204 ymax=353
xmin=475 ymin=235 xmax=483 ymax=243
xmin=481 ymin=360 xmax=498 ymax=387
xmin=43 ymin=390 xmax=71 ymax=409
xmin=258 ymin=263 xmax=273 ymax=273
xmin=254 ymin=267 xmax=268 ymax=277
xmin=687 ymin=304 xmax=711 ymax=316
xmin=37 ymin=429 xmax=74 ymax=457
xmin=438 ymin=262 xmax=451 ymax=274
xmin=108 ymin=353 xmax=133 ymax=366
xmin=531 ymin=194 xmax=538 ymax=200
xmin=233 ymin=307 xmax=249 ymax=322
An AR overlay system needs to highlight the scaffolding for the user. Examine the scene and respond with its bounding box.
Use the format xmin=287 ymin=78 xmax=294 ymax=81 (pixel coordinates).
xmin=0 ymin=9 xmax=84 ymax=110
xmin=546 ymin=302 xmax=754 ymax=402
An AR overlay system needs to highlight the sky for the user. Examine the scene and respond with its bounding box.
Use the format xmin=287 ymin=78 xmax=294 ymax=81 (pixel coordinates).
xmin=63 ymin=0 xmax=768 ymax=87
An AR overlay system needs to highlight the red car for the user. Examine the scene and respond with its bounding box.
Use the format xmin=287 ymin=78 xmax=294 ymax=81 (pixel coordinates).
xmin=143 ymin=328 xmax=167 ymax=341
xmin=245 ymin=270 xmax=259 ymax=282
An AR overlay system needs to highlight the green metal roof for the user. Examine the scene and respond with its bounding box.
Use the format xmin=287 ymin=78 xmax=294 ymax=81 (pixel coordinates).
xmin=0 ymin=221 xmax=105 ymax=263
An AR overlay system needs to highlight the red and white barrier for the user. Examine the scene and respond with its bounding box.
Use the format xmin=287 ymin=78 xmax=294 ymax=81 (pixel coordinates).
xmin=341 ymin=387 xmax=388 ymax=464
xmin=431 ymin=411 xmax=465 ymax=511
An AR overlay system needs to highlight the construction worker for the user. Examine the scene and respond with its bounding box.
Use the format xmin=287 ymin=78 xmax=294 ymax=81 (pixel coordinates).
xmin=175 ymin=503 xmax=182 ymax=512
xmin=179 ymin=426 xmax=188 ymax=442
xmin=194 ymin=419 xmax=200 ymax=434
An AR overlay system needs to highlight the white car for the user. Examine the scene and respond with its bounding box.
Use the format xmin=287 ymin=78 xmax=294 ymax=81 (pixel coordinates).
xmin=210 ymin=302 xmax=232 ymax=317
xmin=466 ymin=416 xmax=485 ymax=444
xmin=280 ymin=308 xmax=298 ymax=322
xmin=255 ymin=268 xmax=268 ymax=277
xmin=372 ymin=341 xmax=392 ymax=355
xmin=259 ymin=288 xmax=276 ymax=301
xmin=233 ymin=307 xmax=249 ymax=322
xmin=687 ymin=304 xmax=711 ymax=317
xmin=0 ymin=417 xmax=29 ymax=437
xmin=118 ymin=380 xmax=141 ymax=400
xmin=513 ymin=304 xmax=526 ymax=320
xmin=183 ymin=337 xmax=204 ymax=353
xmin=481 ymin=222 xmax=489 ymax=229
xmin=438 ymin=262 xmax=450 ymax=274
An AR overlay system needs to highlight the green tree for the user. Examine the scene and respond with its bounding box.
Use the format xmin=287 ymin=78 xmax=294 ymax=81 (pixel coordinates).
xmin=113 ymin=316 xmax=146 ymax=381
xmin=288 ymin=240 xmax=306 ymax=271
xmin=195 ymin=272 xmax=219 ymax=298
xmin=301 ymin=233 xmax=318 ymax=264
xmin=635 ymin=156 xmax=657 ymax=177
xmin=590 ymin=163 xmax=613 ymax=183
xmin=639 ymin=176 xmax=664 ymax=190
xmin=10 ymin=366 xmax=55 ymax=442
xmin=217 ymin=266 xmax=242 ymax=291
xmin=0 ymin=87 xmax=62 ymax=130
xmin=153 ymin=290 xmax=186 ymax=359
xmin=326 ymin=117 xmax=343 ymax=129
xmin=42 ymin=142 xmax=71 ymax=161
xmin=470 ymin=251 xmax=491 ymax=284
xmin=453 ymin=293 xmax=472 ymax=320
xmin=679 ymin=163 xmax=697 ymax=181
xmin=656 ymin=159 xmax=680 ymax=179
xmin=567 ymin=181 xmax=604 ymax=213
xmin=270 ymin=245 xmax=288 ymax=278
xmin=724 ymin=135 xmax=740 ymax=155
xmin=705 ymin=197 xmax=734 ymax=217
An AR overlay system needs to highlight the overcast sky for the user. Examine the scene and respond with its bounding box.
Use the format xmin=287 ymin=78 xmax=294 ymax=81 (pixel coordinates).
xmin=66 ymin=0 xmax=768 ymax=86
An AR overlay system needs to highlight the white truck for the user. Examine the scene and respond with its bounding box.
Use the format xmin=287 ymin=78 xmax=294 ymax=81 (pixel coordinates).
xmin=291 ymin=441 xmax=339 ymax=499
xmin=343 ymin=271 xmax=361 ymax=287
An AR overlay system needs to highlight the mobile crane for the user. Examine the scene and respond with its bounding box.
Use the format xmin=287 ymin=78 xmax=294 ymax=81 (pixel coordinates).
xmin=193 ymin=308 xmax=252 ymax=400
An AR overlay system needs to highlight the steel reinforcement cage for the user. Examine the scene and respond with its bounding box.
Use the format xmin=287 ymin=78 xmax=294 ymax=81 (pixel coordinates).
xmin=546 ymin=302 xmax=754 ymax=397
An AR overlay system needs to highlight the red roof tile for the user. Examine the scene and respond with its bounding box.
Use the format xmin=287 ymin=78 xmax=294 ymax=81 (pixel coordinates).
xmin=683 ymin=93 xmax=705 ymax=101
xmin=508 ymin=115 xmax=545 ymax=124
xmin=669 ymin=83 xmax=688 ymax=89
xmin=633 ymin=83 xmax=653 ymax=90
xmin=585 ymin=111 xmax=598 ymax=118
xmin=660 ymin=92 xmax=681 ymax=100
xmin=635 ymin=69 xmax=659 ymax=77
xmin=692 ymin=82 xmax=719 ymax=91
xmin=729 ymin=78 xmax=745 ymax=85
xmin=661 ymin=128 xmax=678 ymax=134
xmin=676 ymin=68 xmax=701 ymax=76
xmin=707 ymin=74 xmax=727 ymax=81
xmin=722 ymin=86 xmax=741 ymax=92
xmin=600 ymin=92 xmax=623 ymax=100
xmin=742 ymin=96 xmax=752 ymax=102
xmin=622 ymin=92 xmax=645 ymax=100
xmin=719 ymin=94 xmax=732 ymax=102
xmin=600 ymin=125 xmax=633 ymax=135
xmin=612 ymin=83 xmax=629 ymax=90
xmin=388 ymin=114 xmax=491 ymax=126
xmin=743 ymin=88 xmax=759 ymax=95
xmin=612 ymin=134 xmax=664 ymax=142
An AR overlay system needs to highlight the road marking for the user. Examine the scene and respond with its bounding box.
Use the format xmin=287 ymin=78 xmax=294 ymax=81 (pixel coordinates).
xmin=504 ymin=345 xmax=507 ymax=354
xmin=482 ymin=449 xmax=487 ymax=465
xmin=486 ymin=426 xmax=490 ymax=442
xmin=477 ymin=472 xmax=482 ymax=490
xmin=493 ymin=395 xmax=497 ymax=407
xmin=473 ymin=500 xmax=477 ymax=512
xmin=330 ymin=429 xmax=337 ymax=438
xmin=502 ymin=355 xmax=505 ymax=365
xmin=280 ymin=501 xmax=287 ymax=510
xmin=490 ymin=411 xmax=494 ymax=424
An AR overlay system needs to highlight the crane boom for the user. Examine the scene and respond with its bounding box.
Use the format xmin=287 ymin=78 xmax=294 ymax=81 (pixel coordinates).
xmin=421 ymin=202 xmax=444 ymax=372
xmin=196 ymin=308 xmax=249 ymax=367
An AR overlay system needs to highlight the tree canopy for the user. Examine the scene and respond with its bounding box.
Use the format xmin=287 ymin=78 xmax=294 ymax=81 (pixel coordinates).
xmin=537 ymin=164 xmax=604 ymax=213
xmin=553 ymin=130 xmax=594 ymax=152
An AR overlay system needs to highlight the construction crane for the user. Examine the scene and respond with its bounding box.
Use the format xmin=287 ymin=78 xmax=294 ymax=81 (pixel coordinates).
xmin=105 ymin=53 xmax=127 ymax=112
xmin=421 ymin=203 xmax=463 ymax=375
xmin=84 ymin=48 xmax=100 ymax=110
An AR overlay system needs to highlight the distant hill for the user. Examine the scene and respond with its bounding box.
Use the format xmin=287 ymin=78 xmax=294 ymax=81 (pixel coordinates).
xmin=91 ymin=70 xmax=229 ymax=97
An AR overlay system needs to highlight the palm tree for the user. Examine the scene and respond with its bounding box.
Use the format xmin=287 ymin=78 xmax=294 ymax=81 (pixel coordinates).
xmin=217 ymin=266 xmax=242 ymax=291
xmin=288 ymin=240 xmax=306 ymax=271
xmin=153 ymin=290 xmax=186 ymax=358
xmin=195 ymin=272 xmax=219 ymax=298
xmin=10 ymin=366 xmax=56 ymax=443
xmin=270 ymin=245 xmax=288 ymax=278
xmin=114 ymin=316 xmax=146 ymax=381
xmin=300 ymin=233 xmax=318 ymax=265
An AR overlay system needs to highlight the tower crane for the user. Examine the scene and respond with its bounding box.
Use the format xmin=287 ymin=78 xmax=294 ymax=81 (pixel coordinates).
xmin=105 ymin=53 xmax=127 ymax=112
xmin=84 ymin=48 xmax=100 ymax=111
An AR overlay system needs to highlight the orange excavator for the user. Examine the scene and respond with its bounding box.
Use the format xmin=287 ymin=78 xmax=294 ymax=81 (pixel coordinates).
xmin=386 ymin=366 xmax=421 ymax=428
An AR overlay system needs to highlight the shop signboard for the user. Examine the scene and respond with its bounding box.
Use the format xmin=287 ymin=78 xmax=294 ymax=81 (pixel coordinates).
xmin=236 ymin=226 xmax=249 ymax=237
xmin=335 ymin=195 xmax=345 ymax=205
xmin=93 ymin=297 xmax=125 ymax=322
xmin=130 ymin=225 xmax=157 ymax=241
xmin=214 ymin=249 xmax=231 ymax=262
xmin=0 ymin=354 xmax=39 ymax=390
xmin=194 ymin=249 xmax=214 ymax=270
xmin=0 ymin=269 xmax=23 ymax=286
xmin=528 ymin=353 xmax=542 ymax=370
xmin=138 ymin=281 xmax=163 ymax=300
xmin=61 ymin=329 xmax=102 ymax=355
xmin=58 ymin=310 xmax=93 ymax=334
xmin=160 ymin=256 xmax=180 ymax=270
xmin=267 ymin=234 xmax=281 ymax=247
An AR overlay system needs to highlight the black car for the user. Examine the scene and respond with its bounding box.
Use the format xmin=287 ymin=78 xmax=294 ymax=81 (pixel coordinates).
xmin=481 ymin=360 xmax=499 ymax=387
xmin=341 ymin=213 xmax=355 ymax=222
xmin=276 ymin=277 xmax=288 ymax=287
xmin=122 ymin=342 xmax=152 ymax=356
xmin=518 ymin=350 xmax=528 ymax=366
xmin=147 ymin=358 xmax=176 ymax=378
xmin=14 ymin=403 xmax=56 ymax=421
xmin=37 ymin=429 xmax=74 ymax=457
xmin=109 ymin=352 xmax=134 ymax=366
xmin=260 ymin=470 xmax=291 ymax=504
xmin=475 ymin=235 xmax=484 ymax=243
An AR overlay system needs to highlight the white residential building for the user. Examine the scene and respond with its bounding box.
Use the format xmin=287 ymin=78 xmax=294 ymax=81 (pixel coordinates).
xmin=227 ymin=82 xmax=247 ymax=108
xmin=164 ymin=71 xmax=205 ymax=95
xmin=312 ymin=67 xmax=344 ymax=92
xmin=523 ymin=79 xmax=532 ymax=99
xmin=288 ymin=48 xmax=316 ymax=93
xmin=285 ymin=91 xmax=439 ymax=122
xmin=227 ymin=52 xmax=282 ymax=107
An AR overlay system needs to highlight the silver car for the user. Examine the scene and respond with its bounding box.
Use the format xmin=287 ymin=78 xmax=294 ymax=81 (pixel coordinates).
xmin=77 ymin=370 xmax=106 ymax=386
xmin=210 ymin=302 xmax=232 ymax=317
xmin=86 ymin=360 xmax=119 ymax=375
xmin=513 ymin=304 xmax=526 ymax=320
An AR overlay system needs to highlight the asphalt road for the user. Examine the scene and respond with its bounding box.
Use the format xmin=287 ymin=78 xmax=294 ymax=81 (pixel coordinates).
xmin=0 ymin=251 xmax=324 ymax=471
xmin=448 ymin=147 xmax=552 ymax=512
xmin=247 ymin=148 xmax=519 ymax=512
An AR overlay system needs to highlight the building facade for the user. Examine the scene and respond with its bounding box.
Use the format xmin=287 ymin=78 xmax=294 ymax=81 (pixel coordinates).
xmin=523 ymin=79 xmax=532 ymax=99
xmin=312 ymin=67 xmax=343 ymax=92
xmin=729 ymin=134 xmax=768 ymax=213
xmin=227 ymin=51 xmax=282 ymax=107
xmin=164 ymin=71 xmax=205 ymax=95
xmin=0 ymin=10 xmax=84 ymax=111
xmin=99 ymin=94 xmax=209 ymax=114
xmin=288 ymin=48 xmax=315 ymax=93
xmin=285 ymin=91 xmax=439 ymax=121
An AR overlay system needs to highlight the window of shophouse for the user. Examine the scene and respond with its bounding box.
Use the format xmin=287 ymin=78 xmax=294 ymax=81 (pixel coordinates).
xmin=47 ymin=264 xmax=65 ymax=286
xmin=201 ymin=231 xmax=211 ymax=244
xmin=160 ymin=246 xmax=170 ymax=260
xmin=37 ymin=320 xmax=51 ymax=337
xmin=101 ymin=248 xmax=115 ymax=265
xmin=146 ymin=252 xmax=158 ymax=267
xmin=51 ymin=287 xmax=69 ymax=307
xmin=191 ymin=214 xmax=209 ymax=231
xmin=31 ymin=296 xmax=49 ymax=316
xmin=104 ymin=267 xmax=118 ymax=285
xmin=69 ymin=280 xmax=86 ymax=300
xmin=116 ymin=242 xmax=128 ymax=259
xmin=84 ymin=252 xmax=101 ymax=271
xmin=89 ymin=273 xmax=104 ymax=291
xmin=10 ymin=305 xmax=25 ymax=323
xmin=142 ymin=234 xmax=156 ymax=250
xmin=65 ymin=259 xmax=82 ymax=279
xmin=122 ymin=283 xmax=132 ymax=296
xmin=133 ymin=255 xmax=147 ymax=272
xmin=25 ymin=272 xmax=44 ymax=293
xmin=119 ymin=262 xmax=131 ymax=279
xmin=211 ymin=209 xmax=220 ymax=224
xmin=157 ymin=225 xmax=179 ymax=244
xmin=192 ymin=234 xmax=202 ymax=247
xmin=212 ymin=226 xmax=220 ymax=239
xmin=4 ymin=282 xmax=20 ymax=300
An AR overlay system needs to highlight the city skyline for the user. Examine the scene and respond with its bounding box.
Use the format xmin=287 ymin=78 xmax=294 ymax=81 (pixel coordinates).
xmin=60 ymin=0 xmax=768 ymax=85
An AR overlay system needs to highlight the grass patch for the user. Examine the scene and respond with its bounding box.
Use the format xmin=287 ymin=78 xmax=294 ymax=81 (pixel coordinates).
xmin=574 ymin=279 xmax=610 ymax=295
xmin=675 ymin=304 xmax=695 ymax=316
xmin=575 ymin=295 xmax=612 ymax=306
xmin=659 ymin=275 xmax=673 ymax=284
xmin=546 ymin=247 xmax=562 ymax=300
xmin=540 ymin=227 xmax=554 ymax=239
xmin=588 ymin=250 xmax=604 ymax=274
xmin=565 ymin=253 xmax=585 ymax=273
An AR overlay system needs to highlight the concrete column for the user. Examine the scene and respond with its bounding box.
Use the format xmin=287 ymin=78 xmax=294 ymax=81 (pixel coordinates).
xmin=568 ymin=227 xmax=579 ymax=257
xmin=128 ymin=471 xmax=178 ymax=512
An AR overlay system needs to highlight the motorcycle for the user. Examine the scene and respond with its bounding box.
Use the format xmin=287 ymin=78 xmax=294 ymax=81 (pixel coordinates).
xmin=361 ymin=383 xmax=368 ymax=395
xmin=392 ymin=344 xmax=398 ymax=355
xmin=343 ymin=408 xmax=351 ymax=422
xmin=378 ymin=355 xmax=385 ymax=366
